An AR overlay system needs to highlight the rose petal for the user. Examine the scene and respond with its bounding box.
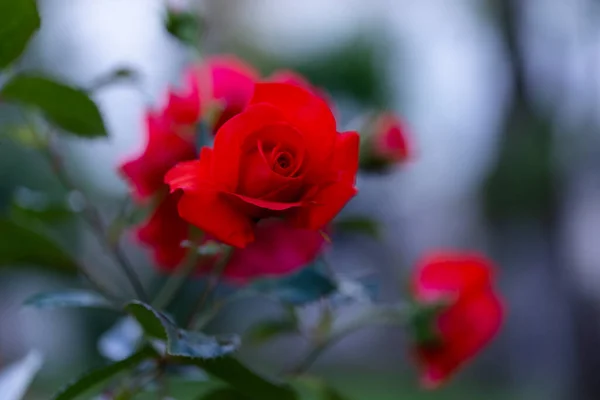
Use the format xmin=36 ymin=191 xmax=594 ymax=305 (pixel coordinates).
xmin=177 ymin=191 xmax=255 ymax=248
xmin=250 ymin=83 xmax=337 ymax=172
xmin=197 ymin=55 xmax=259 ymax=131
xmin=120 ymin=111 xmax=195 ymax=201
xmin=165 ymin=70 xmax=201 ymax=125
xmin=290 ymin=180 xmax=357 ymax=230
xmin=333 ymin=131 xmax=360 ymax=181
xmin=165 ymin=147 xmax=214 ymax=193
xmin=136 ymin=192 xmax=188 ymax=270
xmin=413 ymin=253 xmax=495 ymax=302
xmin=212 ymin=104 xmax=287 ymax=191
xmin=224 ymin=219 xmax=326 ymax=283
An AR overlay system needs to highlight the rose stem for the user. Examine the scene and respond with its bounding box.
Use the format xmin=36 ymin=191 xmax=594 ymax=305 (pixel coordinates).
xmin=186 ymin=245 xmax=234 ymax=329
xmin=152 ymin=232 xmax=205 ymax=310
xmin=40 ymin=126 xmax=149 ymax=302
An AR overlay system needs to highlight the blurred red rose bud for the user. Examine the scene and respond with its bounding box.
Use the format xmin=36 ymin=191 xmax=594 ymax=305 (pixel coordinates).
xmin=410 ymin=252 xmax=504 ymax=389
xmin=359 ymin=112 xmax=411 ymax=172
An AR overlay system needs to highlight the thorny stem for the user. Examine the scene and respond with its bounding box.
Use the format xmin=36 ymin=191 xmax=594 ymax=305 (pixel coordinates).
xmin=186 ymin=245 xmax=234 ymax=329
xmin=290 ymin=305 xmax=407 ymax=375
xmin=42 ymin=131 xmax=149 ymax=302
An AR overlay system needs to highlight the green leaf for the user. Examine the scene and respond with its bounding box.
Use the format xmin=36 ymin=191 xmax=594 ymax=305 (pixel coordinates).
xmin=245 ymin=318 xmax=297 ymax=345
xmin=24 ymin=290 xmax=115 ymax=310
xmin=250 ymin=262 xmax=337 ymax=306
xmin=1 ymin=74 xmax=107 ymax=137
xmin=168 ymin=330 xmax=239 ymax=359
xmin=165 ymin=9 xmax=201 ymax=47
xmin=124 ymin=301 xmax=169 ymax=341
xmin=10 ymin=187 xmax=74 ymax=223
xmin=175 ymin=356 xmax=297 ymax=400
xmin=198 ymin=387 xmax=251 ymax=400
xmin=125 ymin=301 xmax=239 ymax=359
xmin=0 ymin=0 xmax=40 ymax=69
xmin=0 ymin=218 xmax=77 ymax=275
xmin=52 ymin=347 xmax=155 ymax=400
xmin=334 ymin=216 xmax=379 ymax=239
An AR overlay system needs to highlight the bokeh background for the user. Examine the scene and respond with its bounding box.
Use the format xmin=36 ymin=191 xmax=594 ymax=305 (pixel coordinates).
xmin=1 ymin=0 xmax=599 ymax=399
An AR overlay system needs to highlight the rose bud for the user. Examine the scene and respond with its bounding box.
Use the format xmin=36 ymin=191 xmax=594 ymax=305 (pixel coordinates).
xmin=410 ymin=252 xmax=504 ymax=389
xmin=165 ymin=83 xmax=359 ymax=248
xmin=359 ymin=112 xmax=410 ymax=172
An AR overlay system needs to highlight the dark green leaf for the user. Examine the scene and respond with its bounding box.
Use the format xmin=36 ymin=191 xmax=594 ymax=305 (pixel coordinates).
xmin=0 ymin=218 xmax=77 ymax=275
xmin=321 ymin=386 xmax=351 ymax=400
xmin=245 ymin=318 xmax=297 ymax=345
xmin=125 ymin=301 xmax=238 ymax=359
xmin=10 ymin=187 xmax=74 ymax=223
xmin=88 ymin=66 xmax=139 ymax=92
xmin=0 ymin=0 xmax=40 ymax=69
xmin=198 ymin=387 xmax=251 ymax=400
xmin=1 ymin=74 xmax=107 ymax=137
xmin=52 ymin=347 xmax=155 ymax=400
xmin=175 ymin=356 xmax=296 ymax=400
xmin=24 ymin=290 xmax=115 ymax=310
xmin=334 ymin=216 xmax=379 ymax=239
xmin=165 ymin=10 xmax=201 ymax=47
xmin=250 ymin=262 xmax=337 ymax=306
xmin=124 ymin=301 xmax=169 ymax=341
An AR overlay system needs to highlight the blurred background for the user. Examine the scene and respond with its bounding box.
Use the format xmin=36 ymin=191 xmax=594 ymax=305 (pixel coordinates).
xmin=1 ymin=0 xmax=599 ymax=399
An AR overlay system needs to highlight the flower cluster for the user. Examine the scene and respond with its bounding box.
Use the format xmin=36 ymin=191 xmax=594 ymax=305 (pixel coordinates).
xmin=119 ymin=54 xmax=503 ymax=387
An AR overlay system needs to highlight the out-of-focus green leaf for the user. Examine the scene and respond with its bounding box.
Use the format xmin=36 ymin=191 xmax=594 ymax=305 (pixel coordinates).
xmin=334 ymin=216 xmax=379 ymax=239
xmin=250 ymin=262 xmax=337 ymax=306
xmin=293 ymin=377 xmax=353 ymax=400
xmin=168 ymin=330 xmax=239 ymax=359
xmin=125 ymin=301 xmax=169 ymax=341
xmin=1 ymin=124 xmax=42 ymax=148
xmin=52 ymin=347 xmax=156 ymax=400
xmin=0 ymin=0 xmax=40 ymax=69
xmin=0 ymin=218 xmax=77 ymax=275
xmin=245 ymin=318 xmax=297 ymax=345
xmin=1 ymin=74 xmax=107 ymax=137
xmin=10 ymin=187 xmax=74 ymax=223
xmin=165 ymin=9 xmax=202 ymax=47
xmin=24 ymin=290 xmax=115 ymax=310
xmin=197 ymin=387 xmax=251 ymax=400
xmin=0 ymin=350 xmax=43 ymax=400
xmin=125 ymin=301 xmax=239 ymax=359
xmin=176 ymin=356 xmax=297 ymax=400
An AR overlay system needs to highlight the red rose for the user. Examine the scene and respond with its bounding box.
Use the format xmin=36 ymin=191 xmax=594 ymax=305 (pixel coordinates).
xmin=165 ymin=83 xmax=359 ymax=248
xmin=360 ymin=112 xmax=410 ymax=172
xmin=137 ymin=194 xmax=325 ymax=282
xmin=411 ymin=252 xmax=503 ymax=388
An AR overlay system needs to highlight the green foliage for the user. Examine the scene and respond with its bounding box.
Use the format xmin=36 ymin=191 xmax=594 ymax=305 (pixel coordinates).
xmin=0 ymin=0 xmax=40 ymax=69
xmin=334 ymin=216 xmax=380 ymax=239
xmin=250 ymin=262 xmax=337 ymax=306
xmin=198 ymin=387 xmax=251 ymax=400
xmin=245 ymin=318 xmax=298 ymax=345
xmin=175 ymin=356 xmax=297 ymax=400
xmin=165 ymin=9 xmax=202 ymax=47
xmin=1 ymin=74 xmax=107 ymax=137
xmin=52 ymin=347 xmax=156 ymax=400
xmin=24 ymin=290 xmax=116 ymax=310
xmin=125 ymin=301 xmax=169 ymax=340
xmin=125 ymin=301 xmax=239 ymax=359
xmin=0 ymin=218 xmax=77 ymax=275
